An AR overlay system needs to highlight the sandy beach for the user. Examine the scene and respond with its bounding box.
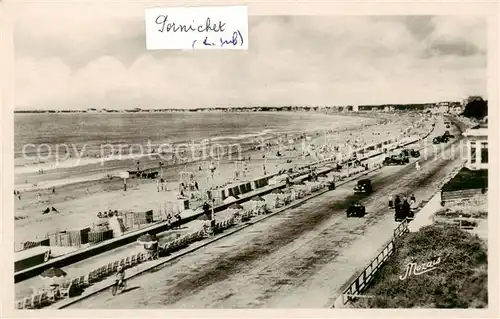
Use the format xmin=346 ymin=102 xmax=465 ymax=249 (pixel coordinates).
xmin=13 ymin=112 xmax=433 ymax=249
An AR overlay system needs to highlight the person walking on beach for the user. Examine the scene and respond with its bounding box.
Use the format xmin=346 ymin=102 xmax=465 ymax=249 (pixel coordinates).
xmin=388 ymin=194 xmax=393 ymax=208
xmin=416 ymin=161 xmax=420 ymax=171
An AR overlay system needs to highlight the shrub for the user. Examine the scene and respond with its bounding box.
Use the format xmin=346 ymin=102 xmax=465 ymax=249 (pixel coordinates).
xmin=354 ymin=224 xmax=488 ymax=308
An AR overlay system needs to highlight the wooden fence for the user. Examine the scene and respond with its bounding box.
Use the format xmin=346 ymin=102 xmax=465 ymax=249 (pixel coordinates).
xmin=441 ymin=188 xmax=486 ymax=203
xmin=342 ymin=218 xmax=409 ymax=305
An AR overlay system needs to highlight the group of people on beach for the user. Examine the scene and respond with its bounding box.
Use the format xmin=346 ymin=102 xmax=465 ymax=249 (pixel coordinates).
xmin=97 ymin=209 xmax=119 ymax=218
xmin=156 ymin=178 xmax=169 ymax=192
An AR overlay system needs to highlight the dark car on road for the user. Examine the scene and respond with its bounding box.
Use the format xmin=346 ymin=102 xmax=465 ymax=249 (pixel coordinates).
xmin=383 ymin=154 xmax=410 ymax=165
xmin=401 ymin=148 xmax=420 ymax=158
xmin=354 ymin=178 xmax=373 ymax=194
xmin=347 ymin=202 xmax=366 ymax=217
xmin=433 ymin=135 xmax=449 ymax=144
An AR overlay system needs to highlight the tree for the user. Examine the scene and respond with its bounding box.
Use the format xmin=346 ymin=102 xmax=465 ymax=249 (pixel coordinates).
xmin=462 ymin=96 xmax=487 ymax=120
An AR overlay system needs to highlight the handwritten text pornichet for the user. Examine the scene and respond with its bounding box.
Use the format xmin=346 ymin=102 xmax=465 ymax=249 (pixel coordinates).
xmin=155 ymin=15 xmax=226 ymax=33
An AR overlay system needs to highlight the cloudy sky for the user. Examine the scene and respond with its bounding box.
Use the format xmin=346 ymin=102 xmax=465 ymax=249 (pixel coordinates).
xmin=14 ymin=4 xmax=487 ymax=110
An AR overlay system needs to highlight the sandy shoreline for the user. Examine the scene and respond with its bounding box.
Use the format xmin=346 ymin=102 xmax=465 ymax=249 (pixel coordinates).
xmin=14 ymin=112 xmax=433 ymax=248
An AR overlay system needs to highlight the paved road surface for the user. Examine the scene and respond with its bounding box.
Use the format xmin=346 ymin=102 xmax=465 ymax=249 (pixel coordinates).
xmin=69 ymin=119 xmax=465 ymax=308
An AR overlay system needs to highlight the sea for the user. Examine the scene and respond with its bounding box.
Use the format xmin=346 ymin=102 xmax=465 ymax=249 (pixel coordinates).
xmin=14 ymin=112 xmax=376 ymax=185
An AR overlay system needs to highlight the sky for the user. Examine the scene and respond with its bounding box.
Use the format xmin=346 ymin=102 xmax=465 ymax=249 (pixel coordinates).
xmin=14 ymin=4 xmax=487 ymax=110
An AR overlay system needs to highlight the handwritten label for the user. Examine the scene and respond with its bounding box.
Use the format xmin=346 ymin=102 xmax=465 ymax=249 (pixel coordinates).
xmin=399 ymin=257 xmax=441 ymax=280
xmin=145 ymin=6 xmax=248 ymax=50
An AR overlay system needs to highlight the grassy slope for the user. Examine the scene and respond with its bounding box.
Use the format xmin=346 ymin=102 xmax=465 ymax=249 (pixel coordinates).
xmin=354 ymin=224 xmax=487 ymax=308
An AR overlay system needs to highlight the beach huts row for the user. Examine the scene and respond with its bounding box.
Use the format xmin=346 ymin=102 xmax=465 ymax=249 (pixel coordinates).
xmin=47 ymin=228 xmax=91 ymax=247
xmin=118 ymin=210 xmax=154 ymax=229
xmin=211 ymin=175 xmax=271 ymax=201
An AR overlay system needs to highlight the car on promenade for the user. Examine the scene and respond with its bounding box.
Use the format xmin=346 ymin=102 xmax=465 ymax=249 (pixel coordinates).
xmin=347 ymin=202 xmax=366 ymax=217
xmin=383 ymin=154 xmax=410 ymax=165
xmin=432 ymin=135 xmax=449 ymax=144
xmin=401 ymin=148 xmax=420 ymax=158
xmin=354 ymin=178 xmax=373 ymax=194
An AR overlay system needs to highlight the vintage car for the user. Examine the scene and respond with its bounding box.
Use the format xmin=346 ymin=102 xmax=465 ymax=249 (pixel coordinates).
xmin=383 ymin=154 xmax=410 ymax=165
xmin=432 ymin=135 xmax=449 ymax=144
xmin=401 ymin=149 xmax=420 ymax=158
xmin=354 ymin=178 xmax=373 ymax=194
xmin=347 ymin=202 xmax=366 ymax=218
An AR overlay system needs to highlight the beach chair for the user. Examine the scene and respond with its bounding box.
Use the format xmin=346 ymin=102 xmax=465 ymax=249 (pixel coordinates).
xmin=136 ymin=252 xmax=143 ymax=262
xmin=46 ymin=288 xmax=58 ymax=303
xmin=31 ymin=294 xmax=41 ymax=309
xmin=23 ymin=297 xmax=32 ymax=309
xmin=112 ymin=261 xmax=119 ymax=272
xmin=71 ymin=278 xmax=79 ymax=288
xmin=59 ymin=281 xmax=72 ymax=298
xmin=39 ymin=292 xmax=49 ymax=306
xmin=93 ymin=267 xmax=102 ymax=280
xmin=106 ymin=262 xmax=113 ymax=274
xmin=163 ymin=243 xmax=172 ymax=254
xmin=87 ymin=271 xmax=94 ymax=283
xmin=125 ymin=257 xmax=131 ymax=267
xmin=83 ymin=274 xmax=90 ymax=286
xmin=119 ymin=258 xmax=125 ymax=267
xmin=16 ymin=299 xmax=24 ymax=309
xmin=76 ymin=275 xmax=85 ymax=288
xmin=171 ymin=240 xmax=178 ymax=249
xmin=131 ymin=254 xmax=137 ymax=265
xmin=91 ymin=270 xmax=99 ymax=282
xmin=95 ymin=266 xmax=103 ymax=278
xmin=100 ymin=265 xmax=109 ymax=276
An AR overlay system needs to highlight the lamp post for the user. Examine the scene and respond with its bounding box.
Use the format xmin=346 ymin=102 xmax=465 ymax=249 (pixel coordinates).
xmin=211 ymin=198 xmax=215 ymax=223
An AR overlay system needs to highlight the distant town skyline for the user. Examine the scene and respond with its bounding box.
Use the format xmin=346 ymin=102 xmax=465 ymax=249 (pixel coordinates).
xmin=14 ymin=4 xmax=487 ymax=110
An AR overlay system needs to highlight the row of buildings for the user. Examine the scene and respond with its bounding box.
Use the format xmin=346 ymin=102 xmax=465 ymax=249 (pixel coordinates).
xmin=16 ymin=100 xmax=469 ymax=114
xmin=347 ymin=101 xmax=464 ymax=114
